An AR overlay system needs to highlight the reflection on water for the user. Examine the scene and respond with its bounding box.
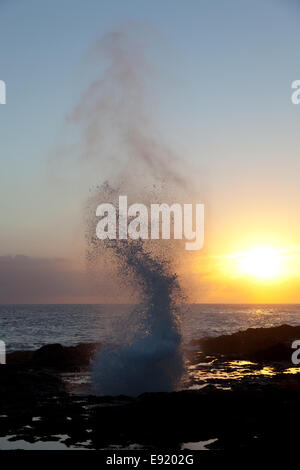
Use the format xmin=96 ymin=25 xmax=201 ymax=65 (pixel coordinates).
xmin=187 ymin=359 xmax=277 ymax=385
xmin=181 ymin=438 xmax=218 ymax=450
xmin=0 ymin=434 xmax=90 ymax=450
xmin=185 ymin=356 xmax=300 ymax=390
xmin=284 ymin=367 xmax=300 ymax=374
xmin=60 ymin=357 xmax=300 ymax=394
xmin=2 ymin=303 xmax=300 ymax=352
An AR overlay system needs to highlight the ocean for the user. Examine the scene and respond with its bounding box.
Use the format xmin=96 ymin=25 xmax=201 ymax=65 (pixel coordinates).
xmin=1 ymin=303 xmax=300 ymax=352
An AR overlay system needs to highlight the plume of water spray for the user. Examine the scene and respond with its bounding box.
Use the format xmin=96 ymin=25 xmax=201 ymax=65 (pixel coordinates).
xmin=74 ymin=29 xmax=189 ymax=395
xmin=89 ymin=217 xmax=185 ymax=396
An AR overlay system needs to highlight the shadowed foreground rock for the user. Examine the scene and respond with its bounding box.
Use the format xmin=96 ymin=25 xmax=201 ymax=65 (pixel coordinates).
xmin=7 ymin=342 xmax=100 ymax=371
xmin=1 ymin=369 xmax=300 ymax=450
xmin=1 ymin=324 xmax=300 ymax=450
xmin=196 ymin=324 xmax=300 ymax=361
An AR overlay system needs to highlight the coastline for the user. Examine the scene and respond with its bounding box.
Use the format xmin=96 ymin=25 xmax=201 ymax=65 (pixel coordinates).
xmin=1 ymin=323 xmax=300 ymax=450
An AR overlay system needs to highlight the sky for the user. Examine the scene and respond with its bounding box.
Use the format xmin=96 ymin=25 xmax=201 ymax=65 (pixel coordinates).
xmin=1 ymin=0 xmax=300 ymax=303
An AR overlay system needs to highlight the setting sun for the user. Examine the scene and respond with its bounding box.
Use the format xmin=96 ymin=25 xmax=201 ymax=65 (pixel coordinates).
xmin=240 ymin=247 xmax=281 ymax=279
xmin=200 ymin=244 xmax=300 ymax=302
xmin=216 ymin=246 xmax=293 ymax=283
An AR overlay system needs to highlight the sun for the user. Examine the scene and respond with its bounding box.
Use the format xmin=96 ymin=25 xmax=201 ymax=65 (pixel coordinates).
xmin=240 ymin=247 xmax=281 ymax=279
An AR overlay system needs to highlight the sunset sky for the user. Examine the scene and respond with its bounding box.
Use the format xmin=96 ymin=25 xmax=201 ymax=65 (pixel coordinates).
xmin=1 ymin=0 xmax=300 ymax=303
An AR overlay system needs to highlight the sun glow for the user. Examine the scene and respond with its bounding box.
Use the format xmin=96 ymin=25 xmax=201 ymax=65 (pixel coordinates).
xmin=191 ymin=244 xmax=300 ymax=302
xmin=219 ymin=246 xmax=288 ymax=281
xmin=240 ymin=247 xmax=281 ymax=279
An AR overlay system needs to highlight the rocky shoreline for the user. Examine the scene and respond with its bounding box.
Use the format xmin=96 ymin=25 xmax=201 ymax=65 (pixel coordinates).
xmin=1 ymin=324 xmax=300 ymax=450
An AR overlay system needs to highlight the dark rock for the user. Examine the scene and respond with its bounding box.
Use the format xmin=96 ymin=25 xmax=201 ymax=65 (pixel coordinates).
xmin=7 ymin=342 xmax=100 ymax=371
xmin=7 ymin=350 xmax=34 ymax=366
xmin=249 ymin=342 xmax=292 ymax=362
xmin=198 ymin=324 xmax=300 ymax=358
xmin=1 ymin=332 xmax=300 ymax=449
xmin=0 ymin=365 xmax=65 ymax=403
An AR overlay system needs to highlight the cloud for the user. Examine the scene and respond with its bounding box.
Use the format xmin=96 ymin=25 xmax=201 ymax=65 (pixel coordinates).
xmin=0 ymin=255 xmax=129 ymax=303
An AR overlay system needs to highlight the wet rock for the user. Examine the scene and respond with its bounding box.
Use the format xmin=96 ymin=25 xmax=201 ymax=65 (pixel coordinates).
xmin=1 ymin=354 xmax=300 ymax=449
xmin=2 ymin=326 xmax=300 ymax=450
xmin=197 ymin=324 xmax=300 ymax=359
xmin=0 ymin=365 xmax=65 ymax=404
xmin=249 ymin=342 xmax=291 ymax=362
xmin=7 ymin=342 xmax=100 ymax=371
